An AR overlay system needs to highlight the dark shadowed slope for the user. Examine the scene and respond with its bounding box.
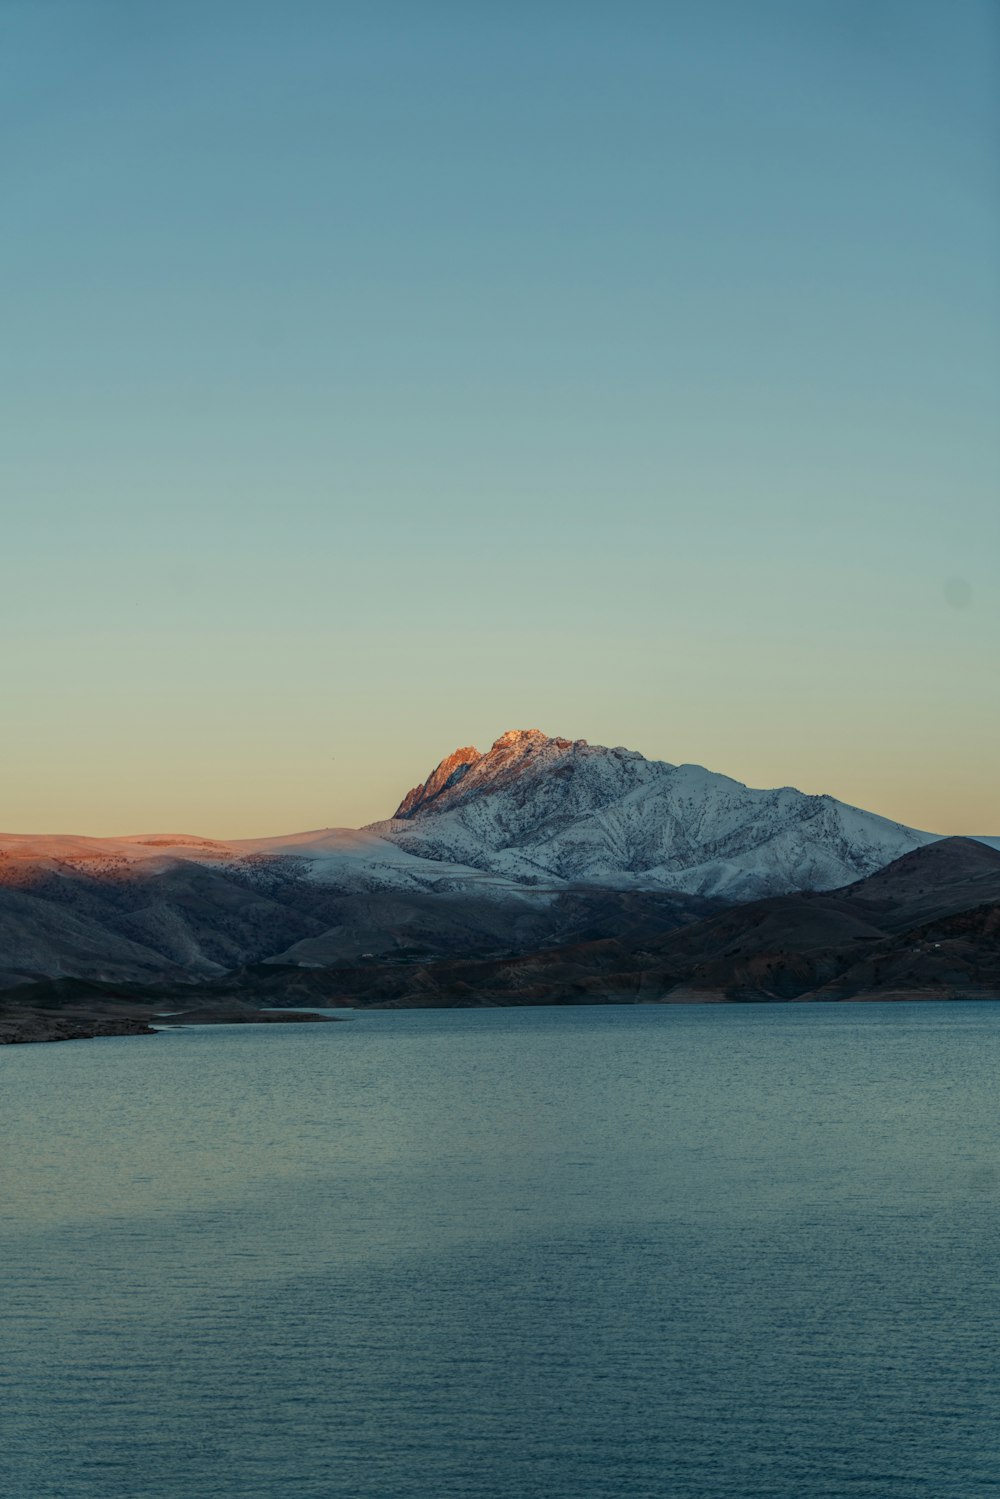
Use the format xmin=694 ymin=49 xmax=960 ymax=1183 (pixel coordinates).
xmin=257 ymin=839 xmax=1000 ymax=1009
xmin=838 ymin=836 xmax=1000 ymax=927
xmin=4 ymin=841 xmax=999 ymax=1027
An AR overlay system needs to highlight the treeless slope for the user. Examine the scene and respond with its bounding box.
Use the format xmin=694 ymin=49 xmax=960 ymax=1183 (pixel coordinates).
xmin=0 ymin=885 xmax=193 ymax=988
xmin=805 ymin=899 xmax=1000 ymax=1002
xmin=2 ymin=837 xmax=997 ymax=1012
xmin=261 ymin=839 xmax=1000 ymax=1008
xmin=0 ymin=839 xmax=721 ymax=989
xmin=0 ymin=859 xmax=328 ymax=984
xmin=839 ymin=836 xmax=1000 ymax=928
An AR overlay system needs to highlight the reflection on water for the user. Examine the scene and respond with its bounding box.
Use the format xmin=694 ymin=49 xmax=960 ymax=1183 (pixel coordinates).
xmin=3 ymin=1003 xmax=1000 ymax=1498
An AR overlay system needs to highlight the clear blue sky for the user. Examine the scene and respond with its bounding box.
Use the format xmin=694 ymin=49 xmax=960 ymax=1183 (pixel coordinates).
xmin=2 ymin=0 xmax=998 ymax=835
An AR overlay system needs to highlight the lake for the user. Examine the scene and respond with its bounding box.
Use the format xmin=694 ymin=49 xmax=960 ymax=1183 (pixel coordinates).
xmin=3 ymin=1002 xmax=1000 ymax=1498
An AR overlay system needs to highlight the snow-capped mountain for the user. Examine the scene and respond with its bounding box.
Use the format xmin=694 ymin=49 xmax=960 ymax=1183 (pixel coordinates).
xmin=369 ymin=729 xmax=939 ymax=900
xmin=3 ymin=729 xmax=995 ymax=990
xmin=0 ymin=731 xmax=970 ymax=910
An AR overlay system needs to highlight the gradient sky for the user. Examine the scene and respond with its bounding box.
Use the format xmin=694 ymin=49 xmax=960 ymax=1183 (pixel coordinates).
xmin=2 ymin=0 xmax=998 ymax=837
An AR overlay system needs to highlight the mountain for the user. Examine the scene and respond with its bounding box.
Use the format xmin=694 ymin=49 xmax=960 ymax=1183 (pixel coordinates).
xmin=370 ymin=728 xmax=938 ymax=899
xmin=1 ymin=731 xmax=996 ymax=1011
xmin=276 ymin=838 xmax=1000 ymax=1009
xmin=0 ymin=825 xmax=715 ymax=988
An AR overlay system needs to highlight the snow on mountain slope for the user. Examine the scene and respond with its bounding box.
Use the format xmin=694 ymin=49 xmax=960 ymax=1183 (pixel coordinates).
xmin=3 ymin=731 xmax=989 ymax=906
xmin=229 ymin=828 xmax=549 ymax=900
xmin=0 ymin=826 xmax=547 ymax=901
xmin=368 ymin=729 xmax=940 ymax=899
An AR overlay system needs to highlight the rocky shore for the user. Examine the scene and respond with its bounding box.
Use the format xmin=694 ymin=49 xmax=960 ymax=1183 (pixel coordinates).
xmin=0 ymin=1006 xmax=158 ymax=1045
xmin=0 ymin=979 xmax=340 ymax=1046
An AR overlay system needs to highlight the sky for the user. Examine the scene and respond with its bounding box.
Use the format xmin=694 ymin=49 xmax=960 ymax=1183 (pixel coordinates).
xmin=2 ymin=0 xmax=998 ymax=837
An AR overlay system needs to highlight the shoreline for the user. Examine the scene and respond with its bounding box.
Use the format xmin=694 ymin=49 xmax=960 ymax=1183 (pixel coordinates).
xmin=0 ymin=1004 xmax=343 ymax=1046
xmin=4 ymin=990 xmax=1000 ymax=1046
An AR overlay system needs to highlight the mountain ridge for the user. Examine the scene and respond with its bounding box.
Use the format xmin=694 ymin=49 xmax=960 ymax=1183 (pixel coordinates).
xmin=369 ymin=729 xmax=943 ymax=900
xmin=1 ymin=731 xmax=997 ymax=1004
xmin=267 ymin=836 xmax=1000 ymax=1011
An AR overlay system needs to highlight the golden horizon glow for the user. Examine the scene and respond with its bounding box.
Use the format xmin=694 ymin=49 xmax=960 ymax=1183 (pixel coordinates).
xmin=3 ymin=720 xmax=997 ymax=841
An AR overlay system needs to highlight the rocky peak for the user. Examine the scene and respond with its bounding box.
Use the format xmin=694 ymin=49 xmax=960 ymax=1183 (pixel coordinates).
xmin=392 ymin=730 xmax=584 ymax=820
xmin=490 ymin=728 xmax=563 ymax=750
xmin=394 ymin=745 xmax=481 ymax=819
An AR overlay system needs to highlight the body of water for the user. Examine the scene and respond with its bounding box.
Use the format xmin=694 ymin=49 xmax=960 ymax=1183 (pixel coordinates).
xmin=3 ymin=1002 xmax=999 ymax=1498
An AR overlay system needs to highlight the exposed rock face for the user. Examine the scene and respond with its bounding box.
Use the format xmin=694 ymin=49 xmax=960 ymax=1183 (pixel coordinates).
xmin=371 ymin=730 xmax=937 ymax=900
xmin=394 ymin=746 xmax=481 ymax=818
xmin=396 ymin=730 xmax=580 ymax=820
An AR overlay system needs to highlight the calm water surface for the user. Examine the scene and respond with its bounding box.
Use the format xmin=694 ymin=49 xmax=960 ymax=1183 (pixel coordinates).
xmin=3 ymin=1002 xmax=1000 ymax=1498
